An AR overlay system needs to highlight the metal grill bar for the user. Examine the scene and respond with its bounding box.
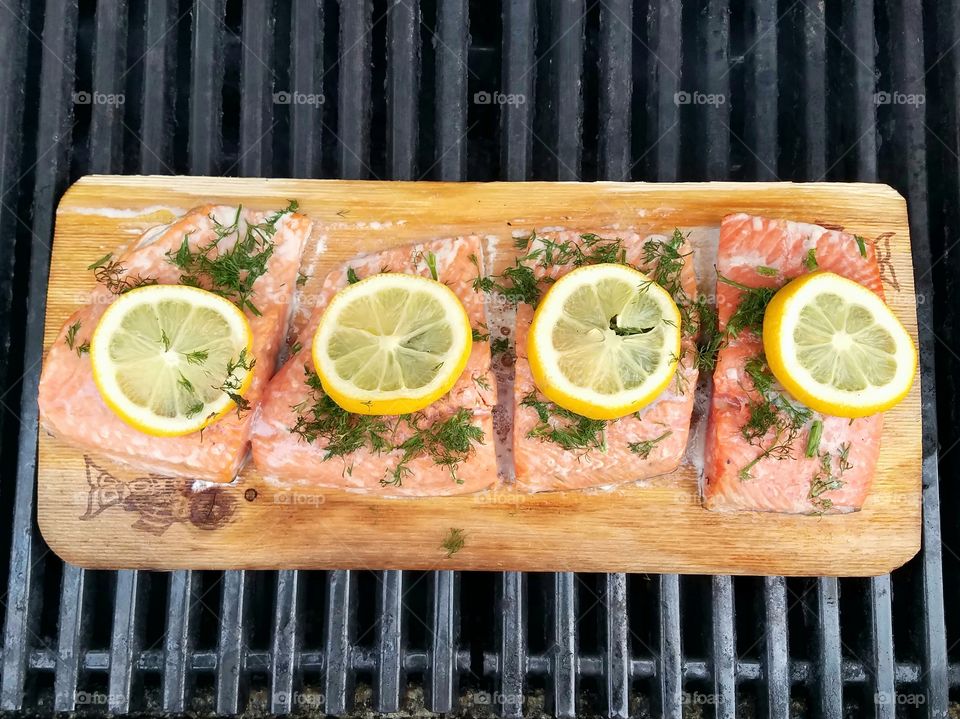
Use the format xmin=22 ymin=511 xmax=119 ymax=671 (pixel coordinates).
xmin=375 ymin=571 xmax=405 ymax=712
xmin=500 ymin=0 xmax=535 ymax=181
xmin=53 ymin=565 xmax=88 ymax=711
xmin=703 ymin=0 xmax=730 ymax=180
xmin=270 ymin=570 xmax=302 ymax=715
xmin=387 ymin=0 xmax=418 ymax=180
xmin=108 ymin=571 xmax=147 ymax=714
xmin=434 ymin=0 xmax=468 ymax=181
xmin=289 ymin=0 xmax=324 ymax=179
xmin=0 ymin=0 xmax=78 ymax=709
xmin=138 ymin=0 xmax=177 ymax=174
xmin=426 ymin=571 xmax=458 ymax=713
xmin=162 ymin=571 xmax=199 ymax=713
xmin=337 ymin=0 xmax=372 ymax=179
xmin=744 ymin=0 xmax=777 ymax=180
xmin=603 ymin=575 xmax=630 ymax=719
xmin=648 ymin=0 xmax=680 ymax=181
xmin=90 ymin=0 xmax=127 ymax=173
xmin=763 ymin=576 xmax=790 ymax=718
xmin=597 ymin=0 xmax=631 ymax=180
xmin=216 ymin=571 xmax=250 ymax=714
xmin=710 ymin=576 xmax=736 ymax=719
xmin=189 ymin=0 xmax=225 ymax=174
xmin=552 ymin=0 xmax=584 ymax=180
xmin=240 ymin=0 xmax=275 ymax=176
xmin=323 ymin=570 xmax=356 ymax=715
xmin=498 ymin=572 xmax=526 ymax=719
xmin=657 ymin=575 xmax=683 ymax=718
xmin=815 ymin=579 xmax=843 ymax=718
xmin=552 ymin=573 xmax=577 ymax=718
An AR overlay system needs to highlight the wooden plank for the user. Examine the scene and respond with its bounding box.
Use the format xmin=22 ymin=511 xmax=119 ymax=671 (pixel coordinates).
xmin=37 ymin=177 xmax=921 ymax=576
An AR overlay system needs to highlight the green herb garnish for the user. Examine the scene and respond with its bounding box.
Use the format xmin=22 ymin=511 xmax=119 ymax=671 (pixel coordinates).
xmin=755 ymin=265 xmax=778 ymax=277
xmin=87 ymin=253 xmax=114 ymax=271
xmin=388 ymin=409 xmax=485 ymax=486
xmin=218 ymin=348 xmax=256 ymax=417
xmin=441 ymin=528 xmax=466 ymax=557
xmin=296 ymin=272 xmax=308 ymax=287
xmin=183 ymin=350 xmax=209 ymax=365
xmin=803 ymin=248 xmax=818 ymax=271
xmin=424 ymin=251 xmax=439 ymax=281
xmin=718 ymin=274 xmax=778 ymax=338
xmin=65 ymin=321 xmax=81 ymax=350
xmin=491 ymin=337 xmax=509 ymax=356
xmin=472 ymin=327 xmax=489 ymax=342
xmin=521 ymin=393 xmax=607 ymax=454
xmin=346 ymin=267 xmax=360 ymax=284
xmin=628 ymin=431 xmax=673 ymax=459
xmin=166 ymin=201 xmax=298 ymax=315
xmin=160 ymin=329 xmax=172 ymax=352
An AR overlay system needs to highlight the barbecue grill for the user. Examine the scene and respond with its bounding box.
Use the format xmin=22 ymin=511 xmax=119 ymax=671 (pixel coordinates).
xmin=0 ymin=0 xmax=952 ymax=716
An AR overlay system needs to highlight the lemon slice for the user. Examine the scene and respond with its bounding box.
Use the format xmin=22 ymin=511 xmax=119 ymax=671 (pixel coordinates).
xmin=90 ymin=284 xmax=255 ymax=436
xmin=312 ymin=273 xmax=473 ymax=415
xmin=527 ymin=263 xmax=682 ymax=420
xmin=763 ymin=271 xmax=916 ymax=417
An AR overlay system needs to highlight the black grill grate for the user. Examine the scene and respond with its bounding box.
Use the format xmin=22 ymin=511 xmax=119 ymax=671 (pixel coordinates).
xmin=0 ymin=0 xmax=954 ymax=716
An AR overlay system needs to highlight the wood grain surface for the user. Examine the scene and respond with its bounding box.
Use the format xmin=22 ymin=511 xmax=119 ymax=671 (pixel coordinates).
xmin=37 ymin=177 xmax=921 ymax=575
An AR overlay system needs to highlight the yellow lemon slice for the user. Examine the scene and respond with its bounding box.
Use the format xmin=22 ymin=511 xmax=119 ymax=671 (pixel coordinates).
xmin=311 ymin=273 xmax=473 ymax=415
xmin=763 ymin=271 xmax=916 ymax=417
xmin=527 ymin=263 xmax=682 ymax=420
xmin=90 ymin=284 xmax=255 ymax=436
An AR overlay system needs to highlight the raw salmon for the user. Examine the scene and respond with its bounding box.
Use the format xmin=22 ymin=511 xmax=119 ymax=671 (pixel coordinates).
xmin=703 ymin=213 xmax=884 ymax=512
xmin=251 ymin=236 xmax=498 ymax=496
xmin=511 ymin=231 xmax=700 ymax=492
xmin=39 ymin=204 xmax=311 ymax=481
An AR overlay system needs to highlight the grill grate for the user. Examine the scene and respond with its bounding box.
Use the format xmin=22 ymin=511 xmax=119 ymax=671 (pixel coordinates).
xmin=0 ymin=0 xmax=954 ymax=716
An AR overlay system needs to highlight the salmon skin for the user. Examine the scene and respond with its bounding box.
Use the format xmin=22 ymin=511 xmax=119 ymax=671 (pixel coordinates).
xmin=251 ymin=236 xmax=498 ymax=496
xmin=39 ymin=204 xmax=312 ymax=481
xmin=510 ymin=230 xmax=701 ymax=492
xmin=703 ymin=213 xmax=884 ymax=513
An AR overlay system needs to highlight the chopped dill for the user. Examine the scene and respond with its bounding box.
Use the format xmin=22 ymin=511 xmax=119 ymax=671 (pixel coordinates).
xmin=718 ymin=274 xmax=778 ymax=338
xmin=76 ymin=341 xmax=90 ymax=356
xmin=218 ymin=348 xmax=256 ymax=417
xmin=472 ymin=327 xmax=489 ymax=342
xmin=92 ymin=255 xmax=158 ymax=294
xmin=755 ymin=265 xmax=779 ymax=277
xmin=65 ymin=321 xmax=81 ymax=351
xmin=441 ymin=527 xmax=466 ymax=557
xmin=473 ymin=374 xmax=491 ymax=391
xmin=290 ymin=340 xmax=303 ymax=355
xmin=166 ymin=200 xmax=298 ymax=315
xmin=837 ymin=442 xmax=853 ymax=474
xmin=177 ymin=373 xmax=195 ymax=393
xmin=628 ymin=431 xmax=673 ymax=459
xmin=296 ymin=272 xmax=308 ymax=287
xmin=854 ymin=234 xmax=867 ymax=257
xmin=160 ymin=329 xmax=172 ymax=352
xmin=809 ymin=451 xmax=845 ymax=513
xmin=738 ymin=356 xmax=813 ymax=480
xmin=346 ymin=267 xmax=360 ymax=284
xmin=490 ymin=337 xmax=510 ymax=356
xmin=424 ymin=250 xmax=439 ymax=281
xmin=388 ymin=409 xmax=485 ymax=486
xmin=521 ymin=393 xmax=607 ymax=454
xmin=805 ymin=419 xmax=823 ymax=457
xmin=803 ymin=248 xmax=818 ymax=271
xmin=183 ymin=349 xmax=209 ymax=365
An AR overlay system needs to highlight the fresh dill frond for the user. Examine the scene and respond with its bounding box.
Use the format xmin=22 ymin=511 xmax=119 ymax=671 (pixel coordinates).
xmin=472 ymin=327 xmax=490 ymax=342
xmin=296 ymin=272 xmax=308 ymax=287
xmin=424 ymin=250 xmax=439 ymax=281
xmin=346 ymin=267 xmax=360 ymax=284
xmin=87 ymin=253 xmax=114 ymax=271
xmin=628 ymin=431 xmax=673 ymax=459
xmin=755 ymin=265 xmax=779 ymax=277
xmin=290 ymin=340 xmax=303 ymax=355
xmin=441 ymin=528 xmax=466 ymax=557
xmin=76 ymin=341 xmax=90 ymax=356
xmin=92 ymin=256 xmax=158 ymax=294
xmin=490 ymin=337 xmax=509 ymax=356
xmin=389 ymin=409 xmax=485 ymax=486
xmin=160 ymin=329 xmax=172 ymax=352
xmin=166 ymin=201 xmax=297 ymax=315
xmin=218 ymin=348 xmax=256 ymax=417
xmin=177 ymin=373 xmax=195 ymax=393
xmin=473 ymin=374 xmax=491 ymax=391
xmin=521 ymin=393 xmax=607 ymax=454
xmin=803 ymin=248 xmax=818 ymax=271
xmin=183 ymin=349 xmax=209 ymax=365
xmin=809 ymin=451 xmax=845 ymax=513
xmin=718 ymin=274 xmax=778 ymax=338
xmin=65 ymin=321 xmax=81 ymax=350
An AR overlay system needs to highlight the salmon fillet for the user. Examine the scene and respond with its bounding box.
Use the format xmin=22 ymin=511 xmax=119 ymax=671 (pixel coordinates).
xmin=511 ymin=231 xmax=700 ymax=492
xmin=703 ymin=213 xmax=884 ymax=513
xmin=39 ymin=204 xmax=312 ymax=481
xmin=251 ymin=236 xmax=498 ymax=496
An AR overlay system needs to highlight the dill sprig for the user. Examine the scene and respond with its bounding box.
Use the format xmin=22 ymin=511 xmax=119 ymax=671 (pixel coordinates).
xmin=738 ymin=356 xmax=814 ymax=480
xmin=805 ymin=419 xmax=823 ymax=457
xmin=91 ymin=253 xmax=158 ymax=294
xmin=441 ymin=528 xmax=466 ymax=557
xmin=490 ymin=337 xmax=510 ymax=356
xmin=854 ymin=234 xmax=867 ymax=257
xmin=217 ymin=348 xmax=256 ymax=417
xmin=291 ymin=369 xmax=484 ymax=485
xmin=291 ymin=367 xmax=394 ymax=457
xmin=388 ymin=409 xmax=485 ymax=486
xmin=628 ymin=430 xmax=673 ymax=459
xmin=809 ymin=452 xmax=845 ymax=513
xmin=755 ymin=265 xmax=779 ymax=277
xmin=346 ymin=267 xmax=360 ymax=284
xmin=521 ymin=393 xmax=607 ymax=454
xmin=472 ymin=326 xmax=489 ymax=342
xmin=166 ymin=200 xmax=298 ymax=315
xmin=65 ymin=321 xmax=81 ymax=351
xmin=718 ymin=274 xmax=778 ymax=338
xmin=803 ymin=248 xmax=818 ymax=271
